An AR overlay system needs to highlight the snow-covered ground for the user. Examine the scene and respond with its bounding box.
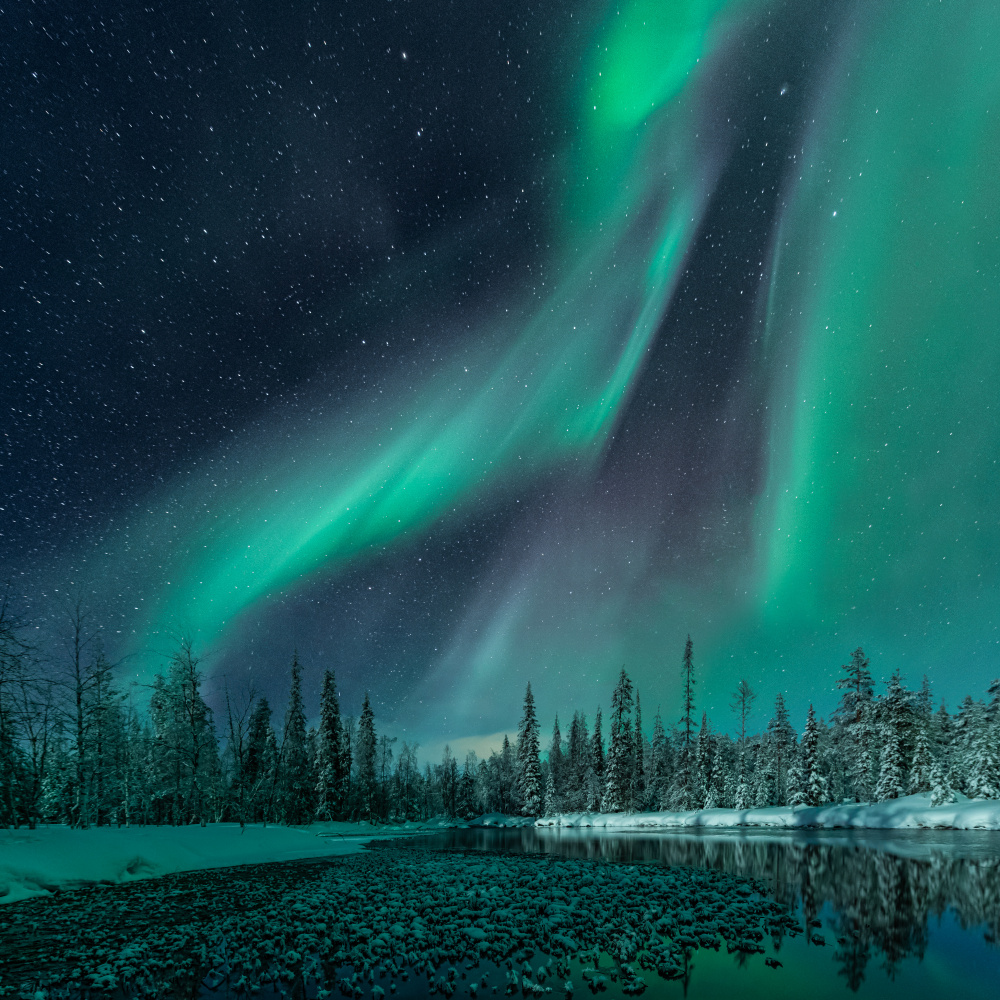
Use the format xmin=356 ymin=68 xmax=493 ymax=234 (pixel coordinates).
xmin=0 ymin=819 xmax=450 ymax=905
xmin=536 ymin=793 xmax=1000 ymax=831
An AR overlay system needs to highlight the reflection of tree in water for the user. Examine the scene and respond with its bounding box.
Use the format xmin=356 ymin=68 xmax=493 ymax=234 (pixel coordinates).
xmin=425 ymin=829 xmax=1000 ymax=991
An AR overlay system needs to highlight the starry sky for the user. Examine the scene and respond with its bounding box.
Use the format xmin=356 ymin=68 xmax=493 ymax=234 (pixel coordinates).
xmin=2 ymin=1 xmax=998 ymax=751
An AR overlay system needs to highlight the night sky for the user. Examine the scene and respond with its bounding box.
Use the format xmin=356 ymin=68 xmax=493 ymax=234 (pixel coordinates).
xmin=3 ymin=1 xmax=998 ymax=754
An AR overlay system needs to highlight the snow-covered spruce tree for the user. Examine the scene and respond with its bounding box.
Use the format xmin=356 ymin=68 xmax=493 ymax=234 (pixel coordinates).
xmin=834 ymin=646 xmax=876 ymax=801
xmin=751 ymin=743 xmax=772 ymax=808
xmin=695 ymin=713 xmax=713 ymax=808
xmin=457 ymin=750 xmax=478 ymax=819
xmin=734 ymin=757 xmax=752 ymax=810
xmin=967 ymin=716 xmax=1000 ymax=800
xmin=879 ymin=670 xmax=914 ymax=788
xmin=394 ymin=742 xmax=421 ymax=820
xmin=354 ymin=693 xmax=377 ymax=820
xmin=278 ymin=653 xmax=314 ymax=824
xmin=929 ymin=759 xmax=956 ymax=806
xmin=649 ymin=710 xmax=669 ymax=809
xmin=796 ymin=704 xmax=829 ymax=807
xmin=499 ymin=734 xmax=517 ymax=814
xmin=875 ymin=722 xmax=905 ymax=802
xmin=565 ymin=711 xmax=590 ymax=811
xmin=851 ymin=701 xmax=878 ymax=803
xmin=603 ymin=667 xmax=634 ymax=812
xmin=590 ymin=707 xmax=605 ymax=809
xmin=547 ymin=715 xmax=564 ymax=814
xmin=315 ymin=669 xmax=345 ymax=820
xmin=246 ymin=697 xmax=277 ymax=822
xmin=932 ymin=700 xmax=953 ymax=764
xmin=632 ymin=694 xmax=647 ymax=810
xmin=438 ymin=745 xmax=459 ymax=817
xmin=670 ymin=636 xmax=697 ymax=810
xmin=765 ymin=694 xmax=795 ymax=806
xmin=537 ymin=766 xmax=551 ymax=817
xmin=949 ymin=695 xmax=979 ymax=794
xmin=908 ymin=723 xmax=934 ymax=794
xmin=515 ymin=682 xmax=541 ymax=816
xmin=716 ymin=733 xmax=737 ymax=808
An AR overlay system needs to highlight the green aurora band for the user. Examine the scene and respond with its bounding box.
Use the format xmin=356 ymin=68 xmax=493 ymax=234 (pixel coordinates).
xmin=73 ymin=0 xmax=998 ymax=726
xmin=746 ymin=0 xmax=1000 ymax=687
xmin=109 ymin=1 xmax=751 ymax=661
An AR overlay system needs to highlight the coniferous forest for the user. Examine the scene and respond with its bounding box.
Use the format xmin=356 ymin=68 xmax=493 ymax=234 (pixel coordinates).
xmin=3 ymin=591 xmax=998 ymax=831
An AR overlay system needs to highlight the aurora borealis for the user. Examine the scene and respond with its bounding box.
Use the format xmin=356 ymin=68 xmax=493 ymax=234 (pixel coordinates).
xmin=2 ymin=1 xmax=998 ymax=749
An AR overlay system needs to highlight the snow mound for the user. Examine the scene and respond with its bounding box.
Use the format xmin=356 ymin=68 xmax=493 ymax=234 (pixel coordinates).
xmin=470 ymin=813 xmax=537 ymax=828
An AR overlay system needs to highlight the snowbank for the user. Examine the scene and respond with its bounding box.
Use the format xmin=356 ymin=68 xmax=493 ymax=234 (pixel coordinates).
xmin=0 ymin=822 xmax=376 ymax=905
xmin=470 ymin=813 xmax=537 ymax=828
xmin=536 ymin=793 xmax=1000 ymax=832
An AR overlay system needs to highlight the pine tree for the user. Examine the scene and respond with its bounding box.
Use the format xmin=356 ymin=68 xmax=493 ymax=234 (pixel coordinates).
xmin=695 ymin=713 xmax=712 ymax=808
xmin=734 ymin=766 xmax=752 ymax=810
xmin=499 ymin=734 xmax=516 ymax=814
xmin=457 ymin=751 xmax=478 ymax=819
xmin=280 ymin=653 xmax=313 ymax=824
xmin=355 ymin=693 xmax=377 ymax=820
xmin=542 ymin=768 xmax=556 ymax=817
xmin=967 ymin=717 xmax=1000 ymax=800
xmin=851 ymin=700 xmax=877 ymax=803
xmin=836 ymin=647 xmax=874 ymax=726
xmin=246 ymin=697 xmax=277 ymax=822
xmin=315 ymin=669 xmax=345 ymax=820
xmin=603 ymin=668 xmax=634 ymax=812
xmin=766 ymin=694 xmax=795 ymax=806
xmin=566 ymin=711 xmax=590 ymax=811
xmin=439 ymin=745 xmax=459 ymax=817
xmin=515 ymin=683 xmax=541 ymax=816
xmin=547 ymin=715 xmax=564 ymax=814
xmin=929 ymin=759 xmax=955 ymax=806
xmin=880 ymin=670 xmax=914 ymax=788
xmin=632 ymin=693 xmax=646 ymax=810
xmin=649 ymin=710 xmax=669 ymax=808
xmin=671 ymin=637 xmax=697 ymax=810
xmin=835 ymin=647 xmax=877 ymax=802
xmin=908 ymin=724 xmax=934 ymax=794
xmin=798 ymin=704 xmax=829 ymax=806
xmin=875 ymin=722 xmax=905 ymax=802
xmin=590 ymin=707 xmax=605 ymax=787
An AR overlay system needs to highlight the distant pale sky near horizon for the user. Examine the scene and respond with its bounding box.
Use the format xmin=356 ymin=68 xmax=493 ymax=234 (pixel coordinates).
xmin=2 ymin=1 xmax=998 ymax=748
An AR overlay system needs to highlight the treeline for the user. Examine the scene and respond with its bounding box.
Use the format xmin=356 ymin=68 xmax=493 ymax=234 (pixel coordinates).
xmin=0 ymin=595 xmax=444 ymax=828
xmin=1 ymin=591 xmax=999 ymax=829
xmin=523 ymin=639 xmax=1000 ymax=816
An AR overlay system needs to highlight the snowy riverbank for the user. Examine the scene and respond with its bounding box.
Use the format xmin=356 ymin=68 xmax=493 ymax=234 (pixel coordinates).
xmin=0 ymin=819 xmax=452 ymax=905
xmin=535 ymin=792 xmax=1000 ymax=832
xmin=5 ymin=796 xmax=999 ymax=905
